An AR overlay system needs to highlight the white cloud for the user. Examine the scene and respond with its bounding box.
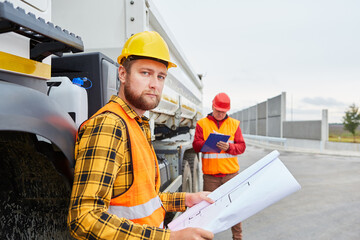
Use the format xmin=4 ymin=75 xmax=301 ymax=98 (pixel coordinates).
xmin=301 ymin=97 xmax=346 ymax=107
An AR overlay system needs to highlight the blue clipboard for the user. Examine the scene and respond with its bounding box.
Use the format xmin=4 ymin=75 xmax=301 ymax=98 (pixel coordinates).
xmin=201 ymin=133 xmax=230 ymax=153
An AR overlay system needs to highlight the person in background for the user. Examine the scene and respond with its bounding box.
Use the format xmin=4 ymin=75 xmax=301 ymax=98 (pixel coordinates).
xmin=193 ymin=92 xmax=246 ymax=240
xmin=68 ymin=31 xmax=214 ymax=240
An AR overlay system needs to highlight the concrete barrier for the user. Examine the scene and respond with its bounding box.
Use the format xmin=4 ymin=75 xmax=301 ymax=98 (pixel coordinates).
xmin=326 ymin=141 xmax=360 ymax=152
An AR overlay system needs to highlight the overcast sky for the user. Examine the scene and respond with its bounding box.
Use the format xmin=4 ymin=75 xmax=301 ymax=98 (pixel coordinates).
xmin=152 ymin=0 xmax=360 ymax=123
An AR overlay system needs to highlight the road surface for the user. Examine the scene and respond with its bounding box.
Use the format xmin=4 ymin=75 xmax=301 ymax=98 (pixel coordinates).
xmin=214 ymin=144 xmax=360 ymax=240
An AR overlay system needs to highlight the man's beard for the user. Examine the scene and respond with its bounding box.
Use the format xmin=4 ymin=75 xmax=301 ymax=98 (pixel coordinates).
xmin=124 ymin=80 xmax=161 ymax=111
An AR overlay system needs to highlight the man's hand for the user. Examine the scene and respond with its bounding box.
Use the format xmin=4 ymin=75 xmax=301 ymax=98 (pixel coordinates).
xmin=170 ymin=227 xmax=214 ymax=240
xmin=185 ymin=192 xmax=214 ymax=207
xmin=216 ymin=141 xmax=229 ymax=151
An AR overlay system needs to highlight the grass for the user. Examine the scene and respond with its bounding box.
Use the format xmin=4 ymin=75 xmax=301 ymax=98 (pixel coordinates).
xmin=329 ymin=136 xmax=360 ymax=143
xmin=329 ymin=124 xmax=360 ymax=143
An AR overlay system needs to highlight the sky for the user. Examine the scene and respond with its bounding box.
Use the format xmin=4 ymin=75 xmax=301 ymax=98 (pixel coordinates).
xmin=152 ymin=0 xmax=360 ymax=123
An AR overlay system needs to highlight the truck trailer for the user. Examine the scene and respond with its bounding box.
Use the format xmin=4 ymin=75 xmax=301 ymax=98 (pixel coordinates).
xmin=0 ymin=0 xmax=203 ymax=238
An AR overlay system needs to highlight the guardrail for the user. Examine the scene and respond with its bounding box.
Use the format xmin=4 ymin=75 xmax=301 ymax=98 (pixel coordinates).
xmin=243 ymin=134 xmax=287 ymax=146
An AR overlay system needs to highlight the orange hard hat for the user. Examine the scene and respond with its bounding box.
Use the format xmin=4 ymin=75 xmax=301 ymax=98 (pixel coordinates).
xmin=212 ymin=93 xmax=231 ymax=112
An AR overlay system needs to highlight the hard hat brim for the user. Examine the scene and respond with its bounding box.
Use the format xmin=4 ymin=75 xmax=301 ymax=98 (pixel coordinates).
xmin=117 ymin=54 xmax=177 ymax=69
xmin=213 ymin=105 xmax=230 ymax=112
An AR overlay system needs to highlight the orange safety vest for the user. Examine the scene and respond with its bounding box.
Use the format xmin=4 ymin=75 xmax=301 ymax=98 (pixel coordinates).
xmin=77 ymin=101 xmax=165 ymax=227
xmin=198 ymin=117 xmax=240 ymax=175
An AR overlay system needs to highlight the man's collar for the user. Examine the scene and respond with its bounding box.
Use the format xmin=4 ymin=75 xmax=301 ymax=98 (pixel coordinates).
xmin=207 ymin=112 xmax=228 ymax=122
xmin=109 ymin=95 xmax=149 ymax=122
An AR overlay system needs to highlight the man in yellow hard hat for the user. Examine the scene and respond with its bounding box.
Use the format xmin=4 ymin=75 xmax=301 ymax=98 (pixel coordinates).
xmin=67 ymin=31 xmax=214 ymax=240
xmin=193 ymin=92 xmax=246 ymax=240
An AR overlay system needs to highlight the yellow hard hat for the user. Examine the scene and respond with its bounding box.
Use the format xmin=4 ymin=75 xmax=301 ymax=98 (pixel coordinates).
xmin=117 ymin=31 xmax=177 ymax=69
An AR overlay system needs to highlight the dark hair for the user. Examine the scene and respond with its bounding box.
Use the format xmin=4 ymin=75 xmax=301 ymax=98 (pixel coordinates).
xmin=122 ymin=57 xmax=135 ymax=73
xmin=121 ymin=55 xmax=168 ymax=72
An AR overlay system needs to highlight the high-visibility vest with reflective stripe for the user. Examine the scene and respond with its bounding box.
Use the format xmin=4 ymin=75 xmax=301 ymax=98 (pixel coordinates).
xmin=77 ymin=101 xmax=165 ymax=227
xmin=198 ymin=117 xmax=240 ymax=175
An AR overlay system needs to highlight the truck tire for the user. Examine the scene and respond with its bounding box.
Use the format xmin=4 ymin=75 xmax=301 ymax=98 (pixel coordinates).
xmin=0 ymin=131 xmax=72 ymax=239
xmin=184 ymin=153 xmax=201 ymax=192
xmin=182 ymin=160 xmax=193 ymax=192
xmin=191 ymin=154 xmax=201 ymax=192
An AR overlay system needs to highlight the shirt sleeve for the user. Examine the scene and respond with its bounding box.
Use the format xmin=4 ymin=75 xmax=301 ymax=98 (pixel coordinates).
xmin=159 ymin=192 xmax=186 ymax=212
xmin=227 ymin=126 xmax=246 ymax=155
xmin=68 ymin=114 xmax=171 ymax=240
xmin=192 ymin=123 xmax=205 ymax=153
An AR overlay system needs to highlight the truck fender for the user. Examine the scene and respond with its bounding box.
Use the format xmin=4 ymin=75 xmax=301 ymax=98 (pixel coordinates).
xmin=0 ymin=81 xmax=77 ymax=166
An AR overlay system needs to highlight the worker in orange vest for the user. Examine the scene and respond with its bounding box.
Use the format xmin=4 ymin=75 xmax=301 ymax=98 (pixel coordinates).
xmin=193 ymin=92 xmax=246 ymax=240
xmin=68 ymin=31 xmax=214 ymax=240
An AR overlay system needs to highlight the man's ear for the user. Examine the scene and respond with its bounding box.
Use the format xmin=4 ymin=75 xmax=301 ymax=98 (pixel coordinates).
xmin=118 ymin=65 xmax=127 ymax=84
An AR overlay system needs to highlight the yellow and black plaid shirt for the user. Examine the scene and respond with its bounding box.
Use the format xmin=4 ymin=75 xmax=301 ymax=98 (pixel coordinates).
xmin=68 ymin=95 xmax=186 ymax=240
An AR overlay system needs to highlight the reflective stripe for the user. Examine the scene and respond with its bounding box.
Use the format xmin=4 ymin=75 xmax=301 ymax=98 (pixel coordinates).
xmin=202 ymin=140 xmax=234 ymax=159
xmin=203 ymin=153 xmax=235 ymax=159
xmin=0 ymin=51 xmax=51 ymax=79
xmin=109 ymin=196 xmax=162 ymax=220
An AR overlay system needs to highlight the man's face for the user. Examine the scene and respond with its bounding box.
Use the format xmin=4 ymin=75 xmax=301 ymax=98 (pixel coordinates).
xmin=212 ymin=107 xmax=227 ymax=121
xmin=119 ymin=59 xmax=167 ymax=115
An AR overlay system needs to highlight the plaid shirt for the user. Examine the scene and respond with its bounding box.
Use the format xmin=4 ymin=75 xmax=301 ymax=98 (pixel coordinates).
xmin=68 ymin=95 xmax=186 ymax=240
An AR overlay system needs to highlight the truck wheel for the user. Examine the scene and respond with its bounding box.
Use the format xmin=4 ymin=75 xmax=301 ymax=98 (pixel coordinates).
xmin=0 ymin=131 xmax=72 ymax=239
xmin=191 ymin=154 xmax=201 ymax=192
xmin=182 ymin=160 xmax=193 ymax=192
xmin=184 ymin=153 xmax=201 ymax=193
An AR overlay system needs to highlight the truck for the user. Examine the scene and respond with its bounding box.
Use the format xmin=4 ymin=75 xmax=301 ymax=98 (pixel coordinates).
xmin=0 ymin=0 xmax=203 ymax=238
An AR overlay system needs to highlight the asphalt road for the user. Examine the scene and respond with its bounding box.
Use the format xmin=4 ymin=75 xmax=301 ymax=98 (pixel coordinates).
xmin=214 ymin=145 xmax=360 ymax=240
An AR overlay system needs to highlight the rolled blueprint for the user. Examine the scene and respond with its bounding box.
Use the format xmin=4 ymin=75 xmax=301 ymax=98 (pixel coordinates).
xmin=168 ymin=150 xmax=301 ymax=234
